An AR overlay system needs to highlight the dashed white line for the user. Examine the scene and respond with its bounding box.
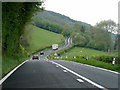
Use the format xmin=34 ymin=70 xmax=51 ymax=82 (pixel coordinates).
xmin=56 ymin=65 xmax=59 ymax=67
xmin=77 ymin=79 xmax=84 ymax=83
xmin=63 ymin=70 xmax=67 ymax=72
xmin=50 ymin=61 xmax=107 ymax=89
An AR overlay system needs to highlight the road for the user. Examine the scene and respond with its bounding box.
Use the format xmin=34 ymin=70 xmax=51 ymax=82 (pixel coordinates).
xmin=1 ymin=37 xmax=119 ymax=90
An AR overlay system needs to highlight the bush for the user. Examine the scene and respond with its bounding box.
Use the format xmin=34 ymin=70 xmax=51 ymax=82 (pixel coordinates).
xmin=95 ymin=55 xmax=119 ymax=64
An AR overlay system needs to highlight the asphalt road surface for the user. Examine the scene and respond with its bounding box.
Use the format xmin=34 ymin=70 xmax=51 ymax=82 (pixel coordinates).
xmin=1 ymin=37 xmax=119 ymax=90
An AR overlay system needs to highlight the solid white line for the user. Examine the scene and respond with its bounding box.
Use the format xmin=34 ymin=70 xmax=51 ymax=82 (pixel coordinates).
xmin=0 ymin=60 xmax=29 ymax=85
xmin=77 ymin=79 xmax=84 ymax=83
xmin=59 ymin=60 xmax=119 ymax=74
xmin=50 ymin=61 xmax=107 ymax=89
xmin=78 ymin=62 xmax=119 ymax=74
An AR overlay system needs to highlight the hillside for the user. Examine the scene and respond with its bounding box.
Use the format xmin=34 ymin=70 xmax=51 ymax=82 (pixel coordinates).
xmin=33 ymin=10 xmax=91 ymax=36
xmin=25 ymin=25 xmax=64 ymax=53
xmin=33 ymin=10 xmax=91 ymax=26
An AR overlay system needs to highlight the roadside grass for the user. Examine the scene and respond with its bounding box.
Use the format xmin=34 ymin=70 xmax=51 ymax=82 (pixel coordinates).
xmin=61 ymin=47 xmax=117 ymax=58
xmin=26 ymin=25 xmax=64 ymax=53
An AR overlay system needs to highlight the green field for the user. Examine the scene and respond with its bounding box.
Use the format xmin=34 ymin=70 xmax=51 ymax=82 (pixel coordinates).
xmin=61 ymin=47 xmax=110 ymax=58
xmin=26 ymin=25 xmax=64 ymax=52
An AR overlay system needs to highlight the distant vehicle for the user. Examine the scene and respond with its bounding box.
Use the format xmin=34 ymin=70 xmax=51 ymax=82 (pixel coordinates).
xmin=40 ymin=51 xmax=44 ymax=55
xmin=32 ymin=55 xmax=39 ymax=60
xmin=52 ymin=44 xmax=58 ymax=50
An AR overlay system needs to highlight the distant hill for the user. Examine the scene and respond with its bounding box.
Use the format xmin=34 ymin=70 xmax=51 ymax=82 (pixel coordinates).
xmin=34 ymin=10 xmax=90 ymax=26
xmin=33 ymin=10 xmax=91 ymax=36
xmin=36 ymin=10 xmax=90 ymax=26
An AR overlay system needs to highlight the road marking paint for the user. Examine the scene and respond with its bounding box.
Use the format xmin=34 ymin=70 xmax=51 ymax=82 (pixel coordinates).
xmin=52 ymin=62 xmax=55 ymax=64
xmin=0 ymin=60 xmax=29 ymax=85
xmin=59 ymin=60 xmax=119 ymax=74
xmin=50 ymin=61 xmax=107 ymax=89
xmin=77 ymin=79 xmax=84 ymax=83
xmin=63 ymin=70 xmax=67 ymax=72
xmin=78 ymin=63 xmax=119 ymax=74
xmin=56 ymin=65 xmax=59 ymax=67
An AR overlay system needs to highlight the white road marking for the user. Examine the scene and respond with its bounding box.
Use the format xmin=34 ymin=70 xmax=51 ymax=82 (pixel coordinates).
xmin=50 ymin=61 xmax=107 ymax=89
xmin=56 ymin=65 xmax=59 ymax=67
xmin=59 ymin=60 xmax=119 ymax=74
xmin=0 ymin=60 xmax=29 ymax=85
xmin=78 ymin=62 xmax=119 ymax=74
xmin=63 ymin=70 xmax=67 ymax=72
xmin=77 ymin=79 xmax=84 ymax=83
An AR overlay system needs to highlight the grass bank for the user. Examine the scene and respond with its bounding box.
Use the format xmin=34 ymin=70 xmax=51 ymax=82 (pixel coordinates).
xmin=26 ymin=25 xmax=65 ymax=54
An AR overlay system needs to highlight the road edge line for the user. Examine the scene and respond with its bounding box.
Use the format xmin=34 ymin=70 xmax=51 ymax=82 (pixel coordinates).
xmin=58 ymin=60 xmax=119 ymax=74
xmin=78 ymin=62 xmax=119 ymax=74
xmin=0 ymin=60 xmax=29 ymax=85
xmin=50 ymin=61 xmax=107 ymax=89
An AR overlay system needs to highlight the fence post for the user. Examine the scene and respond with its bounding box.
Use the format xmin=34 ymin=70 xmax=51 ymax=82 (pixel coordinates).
xmin=66 ymin=56 xmax=68 ymax=58
xmin=86 ymin=56 xmax=88 ymax=60
xmin=112 ymin=58 xmax=116 ymax=65
xmin=74 ymin=56 xmax=76 ymax=59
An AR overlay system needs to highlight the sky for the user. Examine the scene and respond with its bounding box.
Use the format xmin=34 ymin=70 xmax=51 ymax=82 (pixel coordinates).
xmin=44 ymin=0 xmax=119 ymax=26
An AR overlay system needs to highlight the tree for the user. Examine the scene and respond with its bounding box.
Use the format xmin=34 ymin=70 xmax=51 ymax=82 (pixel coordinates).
xmin=95 ymin=19 xmax=117 ymax=33
xmin=80 ymin=25 xmax=85 ymax=33
xmin=2 ymin=2 xmax=43 ymax=57
xmin=95 ymin=20 xmax=117 ymax=52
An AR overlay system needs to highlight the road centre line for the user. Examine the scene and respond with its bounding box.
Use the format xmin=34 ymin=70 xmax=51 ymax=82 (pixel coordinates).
xmin=50 ymin=61 xmax=107 ymax=89
xmin=0 ymin=60 xmax=29 ymax=85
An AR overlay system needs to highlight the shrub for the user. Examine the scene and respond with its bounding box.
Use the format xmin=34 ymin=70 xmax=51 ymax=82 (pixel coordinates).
xmin=95 ymin=55 xmax=119 ymax=64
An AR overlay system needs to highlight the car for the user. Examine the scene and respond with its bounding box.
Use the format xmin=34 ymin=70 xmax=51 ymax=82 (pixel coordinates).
xmin=32 ymin=55 xmax=39 ymax=60
xmin=40 ymin=51 xmax=44 ymax=55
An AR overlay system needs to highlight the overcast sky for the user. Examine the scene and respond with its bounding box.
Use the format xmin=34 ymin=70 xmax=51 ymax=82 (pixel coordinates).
xmin=44 ymin=0 xmax=119 ymax=26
